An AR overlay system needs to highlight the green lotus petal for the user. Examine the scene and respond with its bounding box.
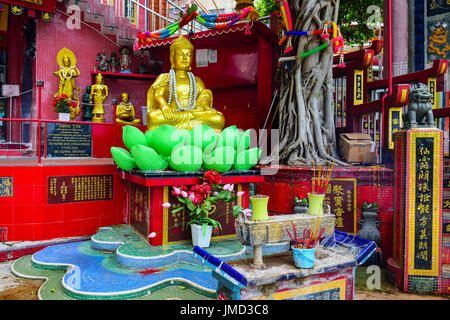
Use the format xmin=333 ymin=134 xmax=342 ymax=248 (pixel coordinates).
xmin=131 ymin=144 xmax=169 ymax=171
xmin=110 ymin=147 xmax=137 ymax=171
xmin=189 ymin=124 xmax=218 ymax=152
xmin=147 ymin=124 xmax=187 ymax=157
xmin=216 ymin=125 xmax=240 ymax=150
xmin=169 ymin=145 xmax=203 ymax=172
xmin=144 ymin=129 xmax=155 ymax=146
xmin=203 ymin=146 xmax=236 ymax=173
xmin=237 ymin=129 xmax=251 ymax=151
xmin=232 ymin=147 xmax=261 ymax=171
xmin=122 ymin=125 xmax=148 ymax=150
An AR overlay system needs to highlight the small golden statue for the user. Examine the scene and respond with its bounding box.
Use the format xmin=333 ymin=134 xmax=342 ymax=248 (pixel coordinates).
xmin=54 ymin=47 xmax=81 ymax=121
xmin=90 ymin=73 xmax=109 ymax=123
xmin=116 ymin=92 xmax=141 ymax=124
xmin=146 ymin=36 xmax=225 ymax=133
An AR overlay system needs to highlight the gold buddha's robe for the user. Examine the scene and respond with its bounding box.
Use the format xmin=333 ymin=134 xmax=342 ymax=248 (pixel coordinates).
xmin=146 ymin=73 xmax=225 ymax=133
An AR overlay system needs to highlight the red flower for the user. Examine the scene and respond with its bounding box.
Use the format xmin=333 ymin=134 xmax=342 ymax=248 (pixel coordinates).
xmin=204 ymin=170 xmax=221 ymax=185
xmin=189 ymin=192 xmax=204 ymax=205
xmin=191 ymin=183 xmax=212 ymax=197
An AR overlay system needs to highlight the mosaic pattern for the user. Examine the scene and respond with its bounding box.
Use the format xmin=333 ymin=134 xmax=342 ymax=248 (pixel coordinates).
xmin=16 ymin=224 xmax=292 ymax=300
xmin=31 ymin=241 xmax=217 ymax=299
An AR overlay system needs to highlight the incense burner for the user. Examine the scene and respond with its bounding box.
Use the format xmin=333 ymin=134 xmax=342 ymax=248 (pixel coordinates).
xmin=235 ymin=211 xmax=335 ymax=268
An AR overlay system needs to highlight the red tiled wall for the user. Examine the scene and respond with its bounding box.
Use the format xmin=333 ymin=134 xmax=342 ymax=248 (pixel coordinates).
xmin=0 ymin=165 xmax=125 ymax=241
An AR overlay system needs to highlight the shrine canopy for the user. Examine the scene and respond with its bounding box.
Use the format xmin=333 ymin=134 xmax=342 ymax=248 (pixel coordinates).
xmin=134 ymin=5 xmax=260 ymax=51
xmin=0 ymin=0 xmax=57 ymax=13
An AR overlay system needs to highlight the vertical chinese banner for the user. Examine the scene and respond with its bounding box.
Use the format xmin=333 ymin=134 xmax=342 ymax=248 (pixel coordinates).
xmin=389 ymin=108 xmax=403 ymax=149
xmin=354 ymin=70 xmax=364 ymax=106
xmin=323 ymin=179 xmax=357 ymax=234
xmin=404 ymin=129 xmax=443 ymax=293
xmin=129 ymin=183 xmax=149 ymax=238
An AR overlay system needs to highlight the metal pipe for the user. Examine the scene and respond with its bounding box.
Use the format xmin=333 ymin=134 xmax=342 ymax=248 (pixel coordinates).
xmin=380 ymin=0 xmax=392 ymax=156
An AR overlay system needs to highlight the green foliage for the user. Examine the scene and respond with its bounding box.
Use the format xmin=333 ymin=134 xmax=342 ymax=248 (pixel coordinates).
xmin=254 ymin=0 xmax=279 ymax=17
xmin=338 ymin=0 xmax=384 ymax=46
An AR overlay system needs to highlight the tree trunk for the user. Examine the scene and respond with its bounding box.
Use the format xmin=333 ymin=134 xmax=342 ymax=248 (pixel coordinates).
xmin=268 ymin=0 xmax=347 ymax=166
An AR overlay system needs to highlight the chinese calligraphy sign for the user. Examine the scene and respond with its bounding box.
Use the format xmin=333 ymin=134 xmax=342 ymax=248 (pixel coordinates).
xmin=0 ymin=177 xmax=12 ymax=197
xmin=48 ymin=175 xmax=113 ymax=204
xmin=323 ymin=179 xmax=357 ymax=234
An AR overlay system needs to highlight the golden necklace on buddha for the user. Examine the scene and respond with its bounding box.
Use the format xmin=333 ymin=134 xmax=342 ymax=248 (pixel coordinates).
xmin=168 ymin=69 xmax=197 ymax=111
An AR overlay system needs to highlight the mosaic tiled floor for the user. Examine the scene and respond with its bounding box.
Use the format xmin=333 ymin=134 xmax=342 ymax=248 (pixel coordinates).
xmin=11 ymin=224 xmax=290 ymax=300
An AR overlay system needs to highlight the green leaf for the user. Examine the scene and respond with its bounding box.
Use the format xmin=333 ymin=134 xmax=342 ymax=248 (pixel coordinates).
xmin=202 ymin=223 xmax=208 ymax=237
xmin=233 ymin=205 xmax=243 ymax=218
xmin=186 ymin=199 xmax=195 ymax=211
xmin=171 ymin=206 xmax=184 ymax=214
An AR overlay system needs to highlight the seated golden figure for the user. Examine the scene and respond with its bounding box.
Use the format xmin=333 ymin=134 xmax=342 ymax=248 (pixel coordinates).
xmin=146 ymin=36 xmax=225 ymax=133
xmin=116 ymin=92 xmax=141 ymax=124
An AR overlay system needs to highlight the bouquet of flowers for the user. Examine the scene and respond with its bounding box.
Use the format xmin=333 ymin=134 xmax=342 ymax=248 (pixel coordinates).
xmin=53 ymin=94 xmax=77 ymax=113
xmin=162 ymin=170 xmax=249 ymax=236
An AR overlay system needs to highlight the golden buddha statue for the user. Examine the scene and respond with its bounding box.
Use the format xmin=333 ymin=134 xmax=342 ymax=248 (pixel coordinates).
xmin=54 ymin=47 xmax=81 ymax=121
xmin=146 ymin=36 xmax=225 ymax=133
xmin=90 ymin=73 xmax=109 ymax=123
xmin=116 ymin=92 xmax=141 ymax=124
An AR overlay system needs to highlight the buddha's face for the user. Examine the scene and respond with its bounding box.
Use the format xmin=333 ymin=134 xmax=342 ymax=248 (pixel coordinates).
xmin=96 ymin=76 xmax=103 ymax=84
xmin=63 ymin=54 xmax=71 ymax=67
xmin=171 ymin=48 xmax=192 ymax=71
xmin=121 ymin=93 xmax=129 ymax=103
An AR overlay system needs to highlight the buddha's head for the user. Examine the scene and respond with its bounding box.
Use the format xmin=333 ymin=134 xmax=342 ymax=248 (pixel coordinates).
xmin=170 ymin=36 xmax=194 ymax=71
xmin=121 ymin=92 xmax=129 ymax=103
xmin=95 ymin=73 xmax=104 ymax=84
xmin=63 ymin=54 xmax=71 ymax=67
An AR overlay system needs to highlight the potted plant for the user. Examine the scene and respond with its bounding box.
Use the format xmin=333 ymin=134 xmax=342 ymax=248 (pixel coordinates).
xmin=53 ymin=94 xmax=77 ymax=121
xmin=162 ymin=170 xmax=247 ymax=248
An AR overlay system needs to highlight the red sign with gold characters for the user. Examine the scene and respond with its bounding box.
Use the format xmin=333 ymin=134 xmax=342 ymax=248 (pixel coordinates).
xmin=323 ymin=178 xmax=357 ymax=234
xmin=1 ymin=0 xmax=56 ymax=12
xmin=48 ymin=175 xmax=113 ymax=204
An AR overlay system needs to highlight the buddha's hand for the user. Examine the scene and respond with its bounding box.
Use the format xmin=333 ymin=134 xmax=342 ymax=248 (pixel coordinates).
xmin=161 ymin=105 xmax=175 ymax=120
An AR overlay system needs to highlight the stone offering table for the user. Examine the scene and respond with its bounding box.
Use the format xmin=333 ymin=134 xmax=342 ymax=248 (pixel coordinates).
xmin=193 ymin=230 xmax=376 ymax=300
xmin=236 ymin=213 xmax=335 ymax=267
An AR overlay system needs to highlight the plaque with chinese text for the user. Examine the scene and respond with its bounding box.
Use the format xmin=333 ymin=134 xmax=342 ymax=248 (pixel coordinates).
xmin=414 ymin=137 xmax=434 ymax=270
xmin=443 ymin=194 xmax=450 ymax=212
xmin=354 ymin=70 xmax=363 ymax=105
xmin=0 ymin=177 xmax=12 ymax=197
xmin=443 ymin=218 xmax=450 ymax=237
xmin=48 ymin=175 xmax=113 ymax=204
xmin=427 ymin=0 xmax=450 ymax=16
xmin=129 ymin=183 xmax=148 ymax=237
xmin=46 ymin=123 xmax=92 ymax=158
xmin=323 ymin=179 xmax=357 ymax=234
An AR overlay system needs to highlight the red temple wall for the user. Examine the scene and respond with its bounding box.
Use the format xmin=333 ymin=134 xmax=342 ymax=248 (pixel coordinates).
xmin=0 ymin=164 xmax=125 ymax=241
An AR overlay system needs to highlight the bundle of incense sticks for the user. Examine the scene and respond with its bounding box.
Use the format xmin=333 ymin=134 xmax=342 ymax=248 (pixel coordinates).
xmin=312 ymin=161 xmax=335 ymax=194
xmin=287 ymin=218 xmax=325 ymax=249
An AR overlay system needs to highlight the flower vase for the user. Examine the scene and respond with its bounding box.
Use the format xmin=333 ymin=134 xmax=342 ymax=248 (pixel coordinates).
xmin=58 ymin=112 xmax=70 ymax=122
xmin=190 ymin=223 xmax=213 ymax=248
xmin=250 ymin=194 xmax=269 ymax=221
xmin=307 ymin=192 xmax=325 ymax=216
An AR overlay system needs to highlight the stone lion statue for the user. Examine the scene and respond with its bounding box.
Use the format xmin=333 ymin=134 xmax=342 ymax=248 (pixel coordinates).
xmin=402 ymin=83 xmax=435 ymax=129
